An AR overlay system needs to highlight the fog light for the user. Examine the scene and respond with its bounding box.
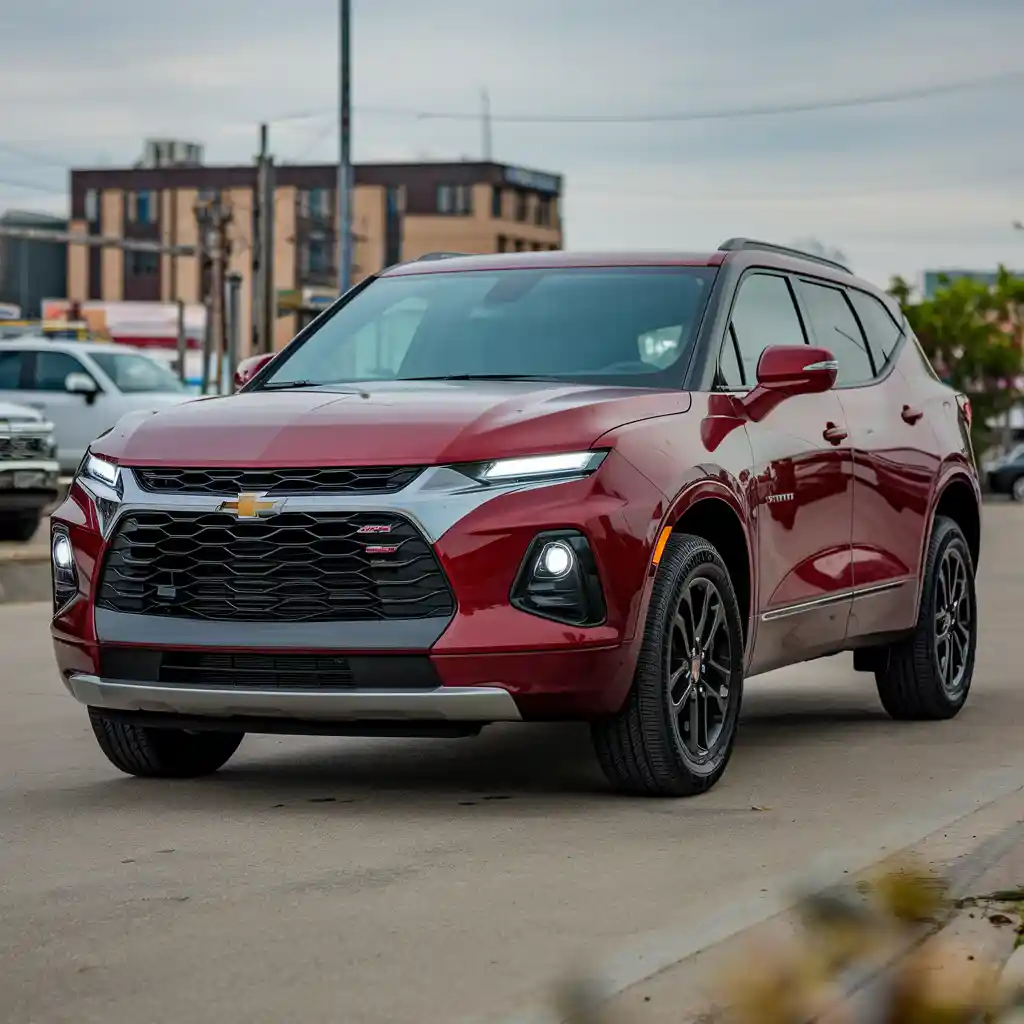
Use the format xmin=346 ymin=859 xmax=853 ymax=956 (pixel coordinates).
xmin=511 ymin=530 xmax=606 ymax=627
xmin=51 ymin=527 xmax=79 ymax=614
xmin=537 ymin=541 xmax=574 ymax=579
xmin=53 ymin=533 xmax=73 ymax=570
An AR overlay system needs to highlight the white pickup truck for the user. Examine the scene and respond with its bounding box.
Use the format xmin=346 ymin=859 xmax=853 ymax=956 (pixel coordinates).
xmin=0 ymin=400 xmax=60 ymax=541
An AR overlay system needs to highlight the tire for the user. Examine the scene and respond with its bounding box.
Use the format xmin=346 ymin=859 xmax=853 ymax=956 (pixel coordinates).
xmin=0 ymin=511 xmax=41 ymax=542
xmin=591 ymin=533 xmax=745 ymax=797
xmin=88 ymin=708 xmax=244 ymax=778
xmin=874 ymin=516 xmax=977 ymax=721
xmin=1012 ymin=476 xmax=1024 ymax=502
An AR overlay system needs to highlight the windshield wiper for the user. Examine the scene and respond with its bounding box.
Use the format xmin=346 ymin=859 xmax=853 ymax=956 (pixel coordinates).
xmin=399 ymin=373 xmax=563 ymax=382
xmin=260 ymin=380 xmax=320 ymax=390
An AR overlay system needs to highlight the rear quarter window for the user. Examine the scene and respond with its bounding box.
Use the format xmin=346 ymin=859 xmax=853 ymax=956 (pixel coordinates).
xmin=847 ymin=289 xmax=905 ymax=374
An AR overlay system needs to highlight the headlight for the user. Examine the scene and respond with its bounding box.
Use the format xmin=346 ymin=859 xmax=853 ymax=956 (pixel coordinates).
xmin=462 ymin=450 xmax=607 ymax=485
xmin=78 ymin=452 xmax=121 ymax=492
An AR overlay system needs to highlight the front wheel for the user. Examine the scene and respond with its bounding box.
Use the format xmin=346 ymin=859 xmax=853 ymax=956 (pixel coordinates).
xmin=89 ymin=709 xmax=244 ymax=778
xmin=1011 ymin=476 xmax=1024 ymax=502
xmin=591 ymin=533 xmax=745 ymax=797
xmin=874 ymin=516 xmax=977 ymax=720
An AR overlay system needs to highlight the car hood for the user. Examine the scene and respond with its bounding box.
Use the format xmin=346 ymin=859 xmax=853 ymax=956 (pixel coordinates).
xmin=0 ymin=400 xmax=45 ymax=424
xmin=93 ymin=380 xmax=692 ymax=466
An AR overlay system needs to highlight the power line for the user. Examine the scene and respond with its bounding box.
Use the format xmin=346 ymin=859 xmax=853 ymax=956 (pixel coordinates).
xmin=0 ymin=173 xmax=65 ymax=194
xmin=0 ymin=142 xmax=69 ymax=170
xmin=267 ymin=68 xmax=1024 ymax=126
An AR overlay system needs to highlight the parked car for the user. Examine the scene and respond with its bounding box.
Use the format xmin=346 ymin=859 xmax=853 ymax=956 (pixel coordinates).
xmin=50 ymin=241 xmax=981 ymax=795
xmin=0 ymin=400 xmax=60 ymax=541
xmin=986 ymin=443 xmax=1024 ymax=500
xmin=0 ymin=336 xmax=192 ymax=473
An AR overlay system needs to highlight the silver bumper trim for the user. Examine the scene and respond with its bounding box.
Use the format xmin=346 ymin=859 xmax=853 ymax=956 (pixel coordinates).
xmin=65 ymin=674 xmax=523 ymax=722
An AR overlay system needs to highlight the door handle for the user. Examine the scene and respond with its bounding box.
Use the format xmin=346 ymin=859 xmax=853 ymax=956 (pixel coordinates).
xmin=823 ymin=422 xmax=848 ymax=444
xmin=901 ymin=405 xmax=924 ymax=424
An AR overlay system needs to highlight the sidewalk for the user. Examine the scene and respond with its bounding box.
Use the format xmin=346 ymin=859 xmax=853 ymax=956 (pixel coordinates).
xmin=561 ymin=787 xmax=1024 ymax=1024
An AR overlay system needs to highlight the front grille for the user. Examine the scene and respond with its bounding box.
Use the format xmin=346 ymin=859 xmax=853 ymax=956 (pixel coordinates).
xmin=0 ymin=434 xmax=50 ymax=461
xmin=132 ymin=466 xmax=422 ymax=496
xmin=99 ymin=647 xmax=441 ymax=690
xmin=96 ymin=510 xmax=455 ymax=623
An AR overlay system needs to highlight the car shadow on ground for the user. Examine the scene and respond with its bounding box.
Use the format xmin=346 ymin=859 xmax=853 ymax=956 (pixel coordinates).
xmin=33 ymin=696 xmax=903 ymax=817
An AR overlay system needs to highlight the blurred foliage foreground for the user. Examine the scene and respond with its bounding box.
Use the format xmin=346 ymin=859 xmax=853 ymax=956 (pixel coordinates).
xmin=557 ymin=862 xmax=1024 ymax=1024
xmin=888 ymin=269 xmax=1024 ymax=456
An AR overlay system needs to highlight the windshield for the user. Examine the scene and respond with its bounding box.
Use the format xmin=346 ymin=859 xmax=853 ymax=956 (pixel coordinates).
xmin=259 ymin=266 xmax=716 ymax=389
xmin=89 ymin=351 xmax=185 ymax=393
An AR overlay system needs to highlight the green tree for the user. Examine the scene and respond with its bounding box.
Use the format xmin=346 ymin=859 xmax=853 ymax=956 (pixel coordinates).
xmin=888 ymin=267 xmax=1024 ymax=454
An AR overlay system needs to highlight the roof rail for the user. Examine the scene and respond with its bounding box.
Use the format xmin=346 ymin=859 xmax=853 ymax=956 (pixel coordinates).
xmin=412 ymin=251 xmax=472 ymax=262
xmin=718 ymin=237 xmax=851 ymax=274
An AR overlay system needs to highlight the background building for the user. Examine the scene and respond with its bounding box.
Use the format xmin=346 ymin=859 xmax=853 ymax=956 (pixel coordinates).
xmin=0 ymin=210 xmax=68 ymax=318
xmin=67 ymin=143 xmax=563 ymax=354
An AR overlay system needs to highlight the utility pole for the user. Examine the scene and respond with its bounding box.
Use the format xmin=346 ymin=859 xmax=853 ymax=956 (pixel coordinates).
xmin=226 ymin=271 xmax=243 ymax=392
xmin=196 ymin=196 xmax=232 ymax=395
xmin=481 ymin=88 xmax=493 ymax=162
xmin=338 ymin=0 xmax=353 ymax=295
xmin=175 ymin=298 xmax=187 ymax=384
xmin=254 ymin=123 xmax=276 ymax=355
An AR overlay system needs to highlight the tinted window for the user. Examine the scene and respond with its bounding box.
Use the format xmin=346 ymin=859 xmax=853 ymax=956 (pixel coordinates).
xmin=722 ymin=273 xmax=807 ymax=387
xmin=0 ymin=349 xmax=26 ymax=389
xmin=88 ymin=352 xmax=184 ymax=393
xmin=848 ymin=290 xmax=903 ymax=370
xmin=34 ymin=351 xmax=90 ymax=391
xmin=797 ymin=281 xmax=874 ymax=386
xmin=261 ymin=267 xmax=717 ymax=389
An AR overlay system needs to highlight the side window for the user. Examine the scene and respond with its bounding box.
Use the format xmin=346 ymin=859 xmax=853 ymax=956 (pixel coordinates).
xmin=721 ymin=273 xmax=807 ymax=387
xmin=34 ymin=351 xmax=92 ymax=392
xmin=848 ymin=290 xmax=904 ymax=372
xmin=0 ymin=350 xmax=27 ymax=389
xmin=797 ymin=281 xmax=874 ymax=386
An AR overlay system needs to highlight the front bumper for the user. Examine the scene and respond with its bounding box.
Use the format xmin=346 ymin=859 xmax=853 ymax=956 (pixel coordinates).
xmin=66 ymin=673 xmax=522 ymax=722
xmin=0 ymin=459 xmax=60 ymax=511
xmin=52 ymin=451 xmax=665 ymax=722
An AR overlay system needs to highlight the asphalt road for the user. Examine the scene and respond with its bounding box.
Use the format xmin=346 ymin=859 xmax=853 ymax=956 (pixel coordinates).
xmin=2 ymin=505 xmax=1023 ymax=1024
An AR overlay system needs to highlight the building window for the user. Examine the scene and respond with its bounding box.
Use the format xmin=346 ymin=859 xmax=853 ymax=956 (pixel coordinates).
xmin=496 ymin=234 xmax=507 ymax=252
xmin=126 ymin=190 xmax=157 ymax=225
xmin=491 ymin=187 xmax=503 ymax=219
xmin=514 ymin=238 xmax=524 ymax=252
xmin=130 ymin=250 xmax=159 ymax=275
xmin=437 ymin=184 xmax=472 ymax=216
xmin=84 ymin=189 xmax=99 ymax=223
xmin=513 ymin=190 xmax=529 ymax=222
xmin=535 ymin=196 xmax=553 ymax=227
xmin=301 ymin=188 xmax=331 ymax=220
xmin=301 ymin=235 xmax=330 ymax=277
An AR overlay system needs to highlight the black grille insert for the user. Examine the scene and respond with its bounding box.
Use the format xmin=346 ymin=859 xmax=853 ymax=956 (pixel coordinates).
xmin=96 ymin=510 xmax=455 ymax=623
xmin=132 ymin=466 xmax=422 ymax=496
xmin=99 ymin=647 xmax=441 ymax=690
xmin=0 ymin=434 xmax=50 ymax=461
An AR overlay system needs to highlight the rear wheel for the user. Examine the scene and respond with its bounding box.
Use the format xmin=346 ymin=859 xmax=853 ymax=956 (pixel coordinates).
xmin=89 ymin=709 xmax=244 ymax=778
xmin=591 ymin=533 xmax=745 ymax=797
xmin=1011 ymin=476 xmax=1024 ymax=502
xmin=874 ymin=516 xmax=976 ymax=720
xmin=0 ymin=511 xmax=41 ymax=542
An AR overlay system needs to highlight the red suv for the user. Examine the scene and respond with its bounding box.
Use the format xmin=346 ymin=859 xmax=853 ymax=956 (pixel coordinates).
xmin=49 ymin=240 xmax=981 ymax=796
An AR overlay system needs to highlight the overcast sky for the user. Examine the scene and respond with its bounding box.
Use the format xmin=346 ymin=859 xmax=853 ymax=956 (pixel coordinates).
xmin=2 ymin=0 xmax=1023 ymax=288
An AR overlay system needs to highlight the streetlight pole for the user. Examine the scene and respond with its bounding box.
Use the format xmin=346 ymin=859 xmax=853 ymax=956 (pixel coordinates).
xmin=338 ymin=0 xmax=353 ymax=295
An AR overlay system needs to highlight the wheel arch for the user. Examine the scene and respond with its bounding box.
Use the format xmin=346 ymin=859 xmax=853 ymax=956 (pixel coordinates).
xmin=930 ymin=473 xmax=981 ymax=572
xmin=665 ymin=485 xmax=753 ymax=646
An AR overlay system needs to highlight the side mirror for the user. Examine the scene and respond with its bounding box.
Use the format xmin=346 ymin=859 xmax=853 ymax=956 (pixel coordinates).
xmin=234 ymin=353 xmax=275 ymax=390
xmin=755 ymin=345 xmax=837 ymax=395
xmin=65 ymin=371 xmax=99 ymax=401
